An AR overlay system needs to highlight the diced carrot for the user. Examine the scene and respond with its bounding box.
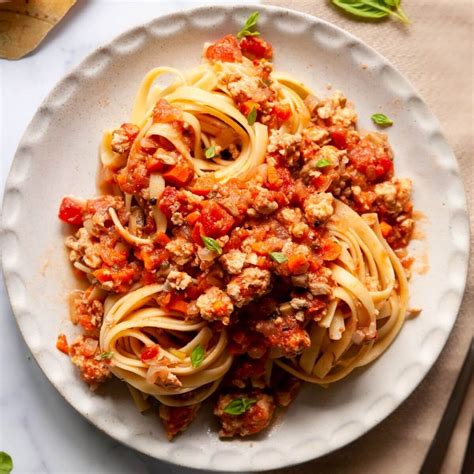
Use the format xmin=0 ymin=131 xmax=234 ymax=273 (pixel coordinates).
xmin=161 ymin=292 xmax=172 ymax=307
xmin=56 ymin=334 xmax=69 ymax=355
xmin=287 ymin=253 xmax=309 ymax=275
xmin=251 ymin=241 xmax=270 ymax=255
xmin=168 ymin=299 xmax=189 ymax=314
xmin=320 ymin=239 xmax=342 ymax=261
xmin=189 ymin=175 xmax=216 ymax=196
xmin=162 ymin=164 xmax=194 ymax=186
xmin=241 ymin=100 xmax=259 ymax=116
xmin=266 ymin=165 xmax=281 ymax=186
xmin=185 ymin=211 xmax=201 ymax=225
xmin=380 ymin=221 xmax=393 ymax=238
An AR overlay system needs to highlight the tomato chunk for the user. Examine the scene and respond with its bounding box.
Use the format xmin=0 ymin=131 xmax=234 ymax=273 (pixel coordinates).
xmin=58 ymin=197 xmax=85 ymax=225
xmin=200 ymin=201 xmax=235 ymax=238
xmin=240 ymin=36 xmax=273 ymax=60
xmin=140 ymin=345 xmax=159 ymax=363
xmin=153 ymin=98 xmax=182 ymax=123
xmin=330 ymin=128 xmax=347 ymax=150
xmin=205 ymin=35 xmax=242 ymax=63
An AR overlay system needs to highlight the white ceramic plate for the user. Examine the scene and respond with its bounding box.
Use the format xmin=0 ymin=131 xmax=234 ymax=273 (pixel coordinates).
xmin=1 ymin=5 xmax=469 ymax=472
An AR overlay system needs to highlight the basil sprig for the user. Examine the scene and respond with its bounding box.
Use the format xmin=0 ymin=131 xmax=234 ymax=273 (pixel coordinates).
xmin=316 ymin=158 xmax=332 ymax=168
xmin=191 ymin=344 xmax=205 ymax=368
xmin=0 ymin=452 xmax=13 ymax=474
xmin=223 ymin=397 xmax=257 ymax=415
xmin=246 ymin=106 xmax=257 ymax=126
xmin=269 ymin=252 xmax=288 ymax=264
xmin=205 ymin=146 xmax=217 ymax=159
xmin=371 ymin=113 xmax=393 ymax=126
xmin=237 ymin=12 xmax=260 ymax=39
xmin=331 ymin=0 xmax=410 ymax=25
xmin=201 ymin=235 xmax=223 ymax=255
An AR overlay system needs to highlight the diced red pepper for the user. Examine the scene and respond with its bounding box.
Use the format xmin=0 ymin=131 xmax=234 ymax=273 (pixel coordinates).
xmin=205 ymin=34 xmax=242 ymax=63
xmin=58 ymin=197 xmax=85 ymax=225
xmin=191 ymin=221 xmax=205 ymax=245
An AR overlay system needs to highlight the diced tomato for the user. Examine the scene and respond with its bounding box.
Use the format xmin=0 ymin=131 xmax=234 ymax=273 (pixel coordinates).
xmin=153 ymin=231 xmax=171 ymax=246
xmin=330 ymin=128 xmax=347 ymax=149
xmin=152 ymin=98 xmax=182 ymax=123
xmin=168 ymin=299 xmax=189 ymax=314
xmin=287 ymin=253 xmax=309 ymax=275
xmin=273 ymin=103 xmax=292 ymax=122
xmin=240 ymin=36 xmax=273 ymax=60
xmin=200 ymin=201 xmax=235 ymax=238
xmin=162 ymin=164 xmax=194 ymax=187
xmin=348 ymin=140 xmax=393 ymax=182
xmin=191 ymin=221 xmax=205 ymax=244
xmin=58 ymin=197 xmax=85 ymax=225
xmin=56 ymin=334 xmax=69 ymax=355
xmin=205 ymin=34 xmax=242 ymax=63
xmin=320 ymin=238 xmax=342 ymax=261
xmin=140 ymin=345 xmax=159 ymax=363
xmin=374 ymin=156 xmax=393 ymax=179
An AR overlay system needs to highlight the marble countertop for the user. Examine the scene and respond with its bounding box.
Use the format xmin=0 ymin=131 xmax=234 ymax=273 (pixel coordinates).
xmin=0 ymin=1 xmax=254 ymax=473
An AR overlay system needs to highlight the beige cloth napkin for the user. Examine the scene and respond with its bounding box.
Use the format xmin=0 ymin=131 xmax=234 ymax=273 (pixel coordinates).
xmin=262 ymin=1 xmax=474 ymax=473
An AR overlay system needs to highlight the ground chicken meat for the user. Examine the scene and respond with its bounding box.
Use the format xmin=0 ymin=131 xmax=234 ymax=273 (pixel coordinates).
xmin=196 ymin=287 xmax=234 ymax=325
xmin=110 ymin=123 xmax=139 ymax=155
xmin=266 ymin=129 xmax=302 ymax=167
xmin=255 ymin=314 xmax=311 ymax=357
xmin=214 ymin=392 xmax=275 ymax=437
xmin=71 ymin=291 xmax=104 ymax=336
xmin=226 ymin=268 xmax=272 ymax=308
xmin=374 ymin=177 xmax=412 ymax=215
xmin=165 ymin=238 xmax=195 ymax=265
xmin=164 ymin=270 xmax=192 ymax=291
xmin=251 ymin=187 xmax=279 ymax=215
xmin=303 ymin=192 xmax=334 ymax=226
xmin=159 ymin=404 xmax=201 ymax=440
xmin=65 ymin=228 xmax=102 ymax=269
xmin=220 ymin=250 xmax=246 ymax=275
xmin=69 ymin=336 xmax=111 ymax=386
xmin=308 ymin=268 xmax=333 ymax=296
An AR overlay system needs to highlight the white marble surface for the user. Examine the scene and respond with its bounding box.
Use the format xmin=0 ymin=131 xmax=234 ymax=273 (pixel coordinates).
xmin=0 ymin=1 xmax=257 ymax=473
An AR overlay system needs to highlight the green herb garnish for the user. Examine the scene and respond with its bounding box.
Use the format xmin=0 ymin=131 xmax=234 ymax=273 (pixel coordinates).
xmin=201 ymin=235 xmax=223 ymax=255
xmin=331 ymin=0 xmax=410 ymax=25
xmin=191 ymin=344 xmax=205 ymax=368
xmin=0 ymin=452 xmax=13 ymax=474
xmin=100 ymin=351 xmax=114 ymax=359
xmin=371 ymin=113 xmax=394 ymax=126
xmin=269 ymin=252 xmax=288 ymax=264
xmin=246 ymin=106 xmax=257 ymax=126
xmin=223 ymin=397 xmax=257 ymax=415
xmin=205 ymin=146 xmax=217 ymax=159
xmin=316 ymin=158 xmax=332 ymax=168
xmin=237 ymin=11 xmax=260 ymax=39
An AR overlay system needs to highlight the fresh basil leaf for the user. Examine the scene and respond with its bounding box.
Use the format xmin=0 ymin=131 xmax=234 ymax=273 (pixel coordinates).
xmin=237 ymin=11 xmax=260 ymax=39
xmin=331 ymin=0 xmax=389 ymax=20
xmin=0 ymin=452 xmax=13 ymax=474
xmin=269 ymin=252 xmax=288 ymax=264
xmin=100 ymin=351 xmax=114 ymax=359
xmin=316 ymin=158 xmax=332 ymax=168
xmin=191 ymin=344 xmax=205 ymax=368
xmin=247 ymin=106 xmax=257 ymax=126
xmin=223 ymin=397 xmax=257 ymax=415
xmin=201 ymin=235 xmax=223 ymax=255
xmin=205 ymin=146 xmax=216 ymax=159
xmin=371 ymin=113 xmax=394 ymax=126
xmin=332 ymin=0 xmax=409 ymax=24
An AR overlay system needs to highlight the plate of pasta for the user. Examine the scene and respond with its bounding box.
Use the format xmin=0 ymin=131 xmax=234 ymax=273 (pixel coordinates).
xmin=1 ymin=5 xmax=469 ymax=472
